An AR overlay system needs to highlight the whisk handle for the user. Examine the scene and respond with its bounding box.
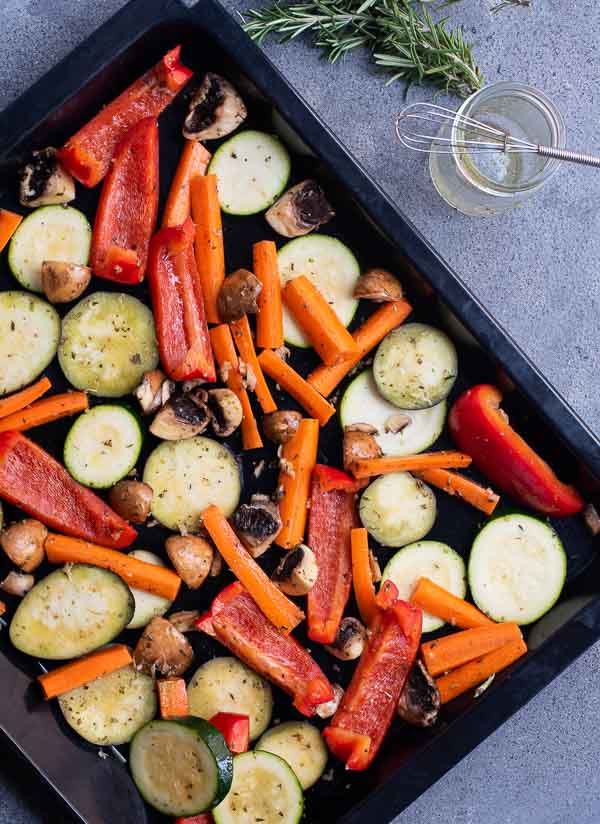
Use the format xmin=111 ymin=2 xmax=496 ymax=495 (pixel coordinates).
xmin=537 ymin=145 xmax=600 ymax=168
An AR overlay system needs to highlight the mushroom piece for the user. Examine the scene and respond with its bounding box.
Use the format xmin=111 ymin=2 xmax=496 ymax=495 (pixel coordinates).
xmin=315 ymin=683 xmax=344 ymax=719
xmin=272 ymin=544 xmax=318 ymax=596
xmin=168 ymin=610 xmax=201 ymax=633
xmin=209 ymin=550 xmax=223 ymax=577
xmin=325 ymin=617 xmax=367 ymax=661
xmin=262 ymin=410 xmax=302 ymax=445
xmin=345 ymin=422 xmax=378 ymax=435
xmin=231 ymin=494 xmax=282 ymax=558
xmin=19 ymin=147 xmax=75 ymax=207
xmin=217 ymin=269 xmax=262 ymax=323
xmin=353 ymin=268 xmax=404 ymax=302
xmin=384 ymin=413 xmax=411 ymax=434
xmin=343 ymin=428 xmax=382 ymax=474
xmin=165 ymin=535 xmax=213 ymax=590
xmin=183 ymin=73 xmax=247 ymax=141
xmin=133 ymin=616 xmax=194 ymax=678
xmin=150 ymin=394 xmax=211 ymax=440
xmin=583 ymin=503 xmax=600 ymax=537
xmin=108 ymin=480 xmax=153 ymax=523
xmin=397 ymin=660 xmax=440 ymax=728
xmin=0 ymin=571 xmax=35 ymax=597
xmin=206 ymin=388 xmax=243 ymax=437
xmin=0 ymin=519 xmax=47 ymax=572
xmin=41 ymin=261 xmax=91 ymax=304
xmin=135 ymin=369 xmax=175 ymax=416
xmin=265 ymin=180 xmax=335 ymax=238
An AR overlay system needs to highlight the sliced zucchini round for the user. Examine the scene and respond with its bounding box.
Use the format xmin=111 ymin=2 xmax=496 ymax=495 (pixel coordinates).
xmin=58 ymin=292 xmax=158 ymax=397
xmin=187 ymin=657 xmax=273 ymax=741
xmin=143 ymin=437 xmax=241 ymax=533
xmin=468 ymin=513 xmax=567 ymax=625
xmin=9 ymin=564 xmax=134 ymax=659
xmin=130 ymin=718 xmax=233 ymax=816
xmin=63 ymin=405 xmax=142 ymax=489
xmin=373 ymin=323 xmax=458 ymax=409
xmin=126 ymin=550 xmax=173 ymax=629
xmin=58 ymin=663 xmax=156 ymax=745
xmin=0 ymin=291 xmax=60 ymax=396
xmin=8 ymin=205 xmax=91 ymax=293
xmin=382 ymin=540 xmax=467 ymax=633
xmin=213 ymin=750 xmax=303 ymax=824
xmin=359 ymin=471 xmax=436 ymax=548
xmin=208 ymin=130 xmax=291 ymax=215
xmin=278 ymin=235 xmax=360 ymax=348
xmin=256 ymin=721 xmax=327 ymax=789
xmin=339 ymin=369 xmax=447 ymax=456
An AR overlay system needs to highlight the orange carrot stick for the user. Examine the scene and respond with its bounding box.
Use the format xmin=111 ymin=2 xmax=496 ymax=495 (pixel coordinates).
xmin=0 ymin=377 xmax=52 ymax=421
xmin=254 ymin=241 xmax=283 ymax=349
xmin=351 ymin=451 xmax=472 ymax=479
xmin=0 ymin=392 xmax=88 ymax=434
xmin=157 ymin=677 xmax=189 ymax=719
xmin=191 ymin=175 xmax=224 ymax=324
xmin=44 ymin=534 xmax=181 ymax=600
xmin=436 ymin=637 xmax=528 ymax=704
xmin=351 ymin=528 xmax=377 ymax=626
xmin=0 ymin=209 xmax=23 ymax=253
xmin=230 ymin=315 xmax=277 ymax=414
xmin=258 ymin=349 xmax=335 ymax=427
xmin=413 ymin=468 xmax=500 ymax=515
xmin=38 ymin=644 xmax=132 ymax=700
xmin=307 ymin=300 xmax=412 ymax=396
xmin=275 ymin=418 xmax=319 ymax=549
xmin=162 ymin=140 xmax=211 ymax=228
xmin=421 ymin=623 xmax=523 ymax=677
xmin=411 ymin=577 xmax=493 ymax=630
xmin=209 ymin=324 xmax=263 ymax=450
xmin=202 ymin=504 xmax=304 ymax=634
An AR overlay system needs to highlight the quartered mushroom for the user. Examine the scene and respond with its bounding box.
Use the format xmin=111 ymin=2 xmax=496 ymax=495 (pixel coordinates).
xmin=265 ymin=179 xmax=334 ymax=238
xmin=165 ymin=535 xmax=213 ymax=590
xmin=217 ymin=268 xmax=262 ymax=323
xmin=0 ymin=519 xmax=46 ymax=572
xmin=206 ymin=388 xmax=243 ymax=437
xmin=41 ymin=261 xmax=91 ymax=304
xmin=108 ymin=480 xmax=154 ymax=524
xmin=0 ymin=571 xmax=34 ymax=597
xmin=353 ymin=268 xmax=404 ymax=302
xmin=168 ymin=610 xmax=201 ymax=633
xmin=262 ymin=409 xmax=302 ymax=445
xmin=19 ymin=147 xmax=75 ymax=207
xmin=272 ymin=544 xmax=318 ymax=596
xmin=183 ymin=73 xmax=247 ymax=141
xmin=325 ymin=617 xmax=367 ymax=661
xmin=135 ymin=369 xmax=175 ymax=415
xmin=384 ymin=413 xmax=411 ymax=434
xmin=397 ymin=659 xmax=440 ymax=728
xmin=343 ymin=427 xmax=383 ymax=474
xmin=133 ymin=616 xmax=194 ymax=678
xmin=209 ymin=550 xmax=223 ymax=577
xmin=315 ymin=683 xmax=344 ymax=719
xmin=583 ymin=503 xmax=600 ymax=537
xmin=150 ymin=394 xmax=211 ymax=440
xmin=231 ymin=494 xmax=282 ymax=558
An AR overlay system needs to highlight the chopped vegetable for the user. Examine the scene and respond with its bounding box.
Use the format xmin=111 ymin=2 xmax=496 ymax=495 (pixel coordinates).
xmin=397 ymin=659 xmax=440 ymax=728
xmin=183 ymin=73 xmax=247 ymax=141
xmin=276 ymin=418 xmax=319 ymax=549
xmin=231 ymin=494 xmax=282 ymax=558
xmin=262 ymin=409 xmax=301 ymax=444
xmin=410 ymin=577 xmax=493 ymax=629
xmin=359 ymin=472 xmax=436 ymax=547
xmin=265 ymin=179 xmax=334 ymax=238
xmin=126 ymin=550 xmax=173 ymax=630
xmin=0 ymin=519 xmax=47 ymax=571
xmin=436 ymin=637 xmax=528 ymax=704
xmin=254 ymin=240 xmax=284 ymax=350
xmin=0 ymin=391 xmax=88 ymax=434
xmin=158 ymin=678 xmax=190 ymax=719
xmin=414 ymin=468 xmax=499 ymax=515
xmin=353 ymin=268 xmax=403 ymax=302
xmin=41 ymin=261 xmax=91 ymax=304
xmin=206 ymin=388 xmax=244 ymax=437
xmin=230 ymin=315 xmax=277 ymax=414
xmin=351 ymin=450 xmax=472 ymax=479
xmin=19 ymin=148 xmax=75 ymax=207
xmin=38 ymin=644 xmax=132 ymax=699
xmin=108 ymin=480 xmax=153 ymax=524
xmin=272 ymin=543 xmax=318 ymax=596
xmin=0 ymin=377 xmax=51 ymax=420
xmin=166 ymin=535 xmax=213 ymax=590
xmin=257 ymin=721 xmax=327 ymax=789
xmin=0 ymin=571 xmax=34 ymax=596
xmin=325 ymin=617 xmax=367 ymax=661
xmin=163 ymin=139 xmax=211 ymax=228
xmin=191 ymin=175 xmax=224 ymax=324
xmin=258 ymin=349 xmax=335 ymax=426
xmin=218 ymin=269 xmax=262 ymax=323
xmin=133 ymin=616 xmax=194 ymax=678
xmin=421 ymin=623 xmax=524 ymax=678
xmin=351 ymin=527 xmax=378 ymax=626
xmin=0 ymin=209 xmax=23 ymax=252
xmin=150 ymin=394 xmax=211 ymax=441
xmin=209 ymin=712 xmax=250 ymax=754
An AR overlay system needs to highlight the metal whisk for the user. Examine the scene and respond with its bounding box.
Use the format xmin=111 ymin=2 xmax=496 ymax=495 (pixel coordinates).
xmin=395 ymin=102 xmax=600 ymax=168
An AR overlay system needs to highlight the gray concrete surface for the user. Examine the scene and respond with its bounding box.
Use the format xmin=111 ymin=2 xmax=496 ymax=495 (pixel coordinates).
xmin=1 ymin=0 xmax=599 ymax=822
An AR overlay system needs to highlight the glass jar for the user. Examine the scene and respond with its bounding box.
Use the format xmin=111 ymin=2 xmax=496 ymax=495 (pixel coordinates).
xmin=429 ymin=82 xmax=566 ymax=217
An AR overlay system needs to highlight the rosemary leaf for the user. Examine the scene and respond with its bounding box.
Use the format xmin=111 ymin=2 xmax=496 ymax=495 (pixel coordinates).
xmin=491 ymin=0 xmax=532 ymax=13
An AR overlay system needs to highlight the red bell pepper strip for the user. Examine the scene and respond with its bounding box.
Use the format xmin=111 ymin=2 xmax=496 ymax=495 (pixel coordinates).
xmin=90 ymin=117 xmax=159 ymax=284
xmin=307 ymin=464 xmax=359 ymax=645
xmin=449 ymin=384 xmax=584 ymax=517
xmin=324 ymin=581 xmax=422 ymax=771
xmin=197 ymin=584 xmax=334 ymax=717
xmin=209 ymin=712 xmax=250 ymax=754
xmin=58 ymin=46 xmax=192 ymax=187
xmin=174 ymin=816 xmax=212 ymax=824
xmin=147 ymin=218 xmax=216 ymax=382
xmin=0 ymin=431 xmax=136 ymax=548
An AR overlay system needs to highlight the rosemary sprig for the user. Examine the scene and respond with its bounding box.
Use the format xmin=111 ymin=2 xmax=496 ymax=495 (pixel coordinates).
xmin=490 ymin=0 xmax=531 ymax=13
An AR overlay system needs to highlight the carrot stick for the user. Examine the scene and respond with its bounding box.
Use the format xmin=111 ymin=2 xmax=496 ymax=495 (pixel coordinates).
xmin=0 ymin=392 xmax=88 ymax=434
xmin=230 ymin=315 xmax=277 ymax=414
xmin=411 ymin=577 xmax=493 ymax=630
xmin=202 ymin=504 xmax=304 ymax=634
xmin=157 ymin=677 xmax=189 ymax=719
xmin=413 ymin=468 xmax=500 ymax=515
xmin=0 ymin=600 xmax=6 ymax=617
xmin=283 ymin=276 xmax=359 ymax=366
xmin=0 ymin=377 xmax=52 ymax=421
xmin=421 ymin=623 xmax=523 ymax=677
xmin=351 ymin=528 xmax=377 ymax=626
xmin=38 ymin=644 xmax=132 ymax=700
xmin=351 ymin=451 xmax=472 ymax=479
xmin=254 ymin=241 xmax=283 ymax=349
xmin=275 ymin=418 xmax=319 ymax=549
xmin=0 ymin=208 xmax=23 ymax=253
xmin=191 ymin=175 xmax=224 ymax=324
xmin=162 ymin=140 xmax=211 ymax=228
xmin=209 ymin=325 xmax=263 ymax=450
xmin=436 ymin=637 xmax=528 ymax=704
xmin=307 ymin=300 xmax=413 ymax=396
xmin=44 ymin=534 xmax=181 ymax=600
xmin=258 ymin=349 xmax=335 ymax=427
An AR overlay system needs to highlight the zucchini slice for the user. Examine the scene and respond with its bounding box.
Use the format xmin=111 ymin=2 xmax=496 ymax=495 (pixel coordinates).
xmin=468 ymin=513 xmax=567 ymax=625
xmin=359 ymin=472 xmax=436 ymax=548
xmin=277 ymin=235 xmax=360 ymax=348
xmin=9 ymin=564 xmax=134 ymax=659
xmin=339 ymin=369 xmax=447 ymax=456
xmin=130 ymin=718 xmax=233 ymax=816
xmin=8 ymin=205 xmax=91 ymax=293
xmin=256 ymin=721 xmax=327 ymax=789
xmin=373 ymin=323 xmax=458 ymax=410
xmin=188 ymin=657 xmax=273 ymax=742
xmin=126 ymin=550 xmax=173 ymax=630
xmin=143 ymin=437 xmax=241 ymax=533
xmin=58 ymin=663 xmax=156 ymax=745
xmin=64 ymin=405 xmax=143 ymax=489
xmin=382 ymin=540 xmax=467 ymax=633
xmin=213 ymin=751 xmax=303 ymax=824
xmin=0 ymin=291 xmax=60 ymax=396
xmin=58 ymin=292 xmax=158 ymax=397
xmin=208 ymin=130 xmax=291 ymax=215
